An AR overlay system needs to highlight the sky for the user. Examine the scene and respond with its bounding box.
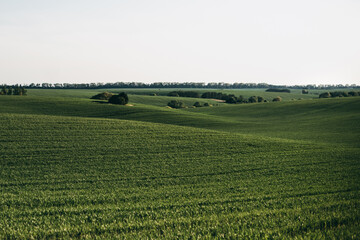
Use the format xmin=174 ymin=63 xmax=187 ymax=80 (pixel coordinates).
xmin=0 ymin=0 xmax=359 ymax=86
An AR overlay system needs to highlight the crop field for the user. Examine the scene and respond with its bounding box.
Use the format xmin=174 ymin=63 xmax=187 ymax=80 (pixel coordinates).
xmin=0 ymin=89 xmax=359 ymax=239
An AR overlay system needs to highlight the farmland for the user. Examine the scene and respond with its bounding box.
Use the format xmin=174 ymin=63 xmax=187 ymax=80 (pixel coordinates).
xmin=0 ymin=89 xmax=359 ymax=238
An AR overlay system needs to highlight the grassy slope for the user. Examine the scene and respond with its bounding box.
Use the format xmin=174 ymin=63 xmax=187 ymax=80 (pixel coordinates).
xmin=0 ymin=93 xmax=359 ymax=146
xmin=0 ymin=89 xmax=359 ymax=238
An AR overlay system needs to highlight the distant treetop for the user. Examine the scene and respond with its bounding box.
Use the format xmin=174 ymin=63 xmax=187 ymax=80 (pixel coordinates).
xmin=4 ymin=82 xmax=360 ymax=90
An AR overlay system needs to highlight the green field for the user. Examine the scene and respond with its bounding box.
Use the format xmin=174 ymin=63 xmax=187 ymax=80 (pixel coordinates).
xmin=0 ymin=89 xmax=359 ymax=239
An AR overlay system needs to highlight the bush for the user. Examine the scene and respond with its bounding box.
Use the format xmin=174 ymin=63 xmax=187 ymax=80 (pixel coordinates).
xmin=193 ymin=102 xmax=202 ymax=107
xmin=272 ymin=96 xmax=282 ymax=102
xmin=302 ymin=89 xmax=309 ymax=94
xmin=91 ymin=92 xmax=114 ymax=100
xmin=319 ymin=92 xmax=331 ymax=98
xmin=168 ymin=100 xmax=185 ymax=108
xmin=248 ymin=96 xmax=257 ymax=103
xmin=108 ymin=92 xmax=129 ymax=105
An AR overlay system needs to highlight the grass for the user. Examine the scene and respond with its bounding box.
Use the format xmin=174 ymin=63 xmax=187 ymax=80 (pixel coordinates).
xmin=0 ymin=89 xmax=359 ymax=238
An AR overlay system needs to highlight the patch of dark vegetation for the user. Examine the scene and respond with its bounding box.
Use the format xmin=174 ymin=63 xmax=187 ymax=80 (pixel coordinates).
xmin=266 ymin=88 xmax=291 ymax=93
xmin=0 ymin=86 xmax=27 ymax=96
xmin=319 ymin=91 xmax=360 ymax=98
xmin=167 ymin=91 xmax=200 ymax=98
xmin=193 ymin=102 xmax=212 ymax=107
xmin=201 ymin=92 xmax=268 ymax=104
xmin=90 ymin=92 xmax=114 ymax=100
xmin=168 ymin=100 xmax=186 ymax=108
xmin=302 ymin=89 xmax=309 ymax=94
xmin=108 ymin=92 xmax=129 ymax=105
xmin=272 ymin=96 xmax=282 ymax=102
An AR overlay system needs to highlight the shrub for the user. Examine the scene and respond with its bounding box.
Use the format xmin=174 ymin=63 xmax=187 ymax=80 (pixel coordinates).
xmin=193 ymin=102 xmax=202 ymax=107
xmin=257 ymin=96 xmax=265 ymax=102
xmin=248 ymin=96 xmax=258 ymax=103
xmin=319 ymin=92 xmax=331 ymax=98
xmin=302 ymin=89 xmax=309 ymax=94
xmin=272 ymin=96 xmax=282 ymax=102
xmin=91 ymin=92 xmax=114 ymax=100
xmin=108 ymin=92 xmax=129 ymax=105
xmin=168 ymin=100 xmax=185 ymax=108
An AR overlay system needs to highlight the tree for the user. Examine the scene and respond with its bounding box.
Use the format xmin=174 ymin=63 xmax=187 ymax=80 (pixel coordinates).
xmin=108 ymin=92 xmax=129 ymax=105
xmin=0 ymin=86 xmax=7 ymax=95
xmin=7 ymin=87 xmax=13 ymax=95
xmin=20 ymin=87 xmax=27 ymax=95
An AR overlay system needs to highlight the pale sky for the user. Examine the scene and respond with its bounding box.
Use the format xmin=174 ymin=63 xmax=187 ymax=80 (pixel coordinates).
xmin=1 ymin=0 xmax=359 ymax=85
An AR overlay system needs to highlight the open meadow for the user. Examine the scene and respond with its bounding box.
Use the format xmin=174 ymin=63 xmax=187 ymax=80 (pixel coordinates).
xmin=0 ymin=88 xmax=359 ymax=238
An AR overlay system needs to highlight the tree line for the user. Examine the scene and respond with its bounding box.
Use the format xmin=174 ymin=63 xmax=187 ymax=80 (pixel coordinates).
xmin=319 ymin=91 xmax=360 ymax=98
xmin=0 ymin=86 xmax=27 ymax=95
xmin=15 ymin=82 xmax=359 ymax=90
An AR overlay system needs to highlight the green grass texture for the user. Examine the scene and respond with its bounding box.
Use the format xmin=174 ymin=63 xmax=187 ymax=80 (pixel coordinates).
xmin=0 ymin=89 xmax=359 ymax=239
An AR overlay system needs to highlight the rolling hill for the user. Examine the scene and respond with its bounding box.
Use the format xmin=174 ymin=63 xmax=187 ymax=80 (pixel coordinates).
xmin=0 ymin=89 xmax=359 ymax=238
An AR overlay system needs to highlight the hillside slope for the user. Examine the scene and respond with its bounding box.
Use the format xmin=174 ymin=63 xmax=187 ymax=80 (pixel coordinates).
xmin=0 ymin=113 xmax=359 ymax=238
xmin=0 ymin=95 xmax=359 ymax=146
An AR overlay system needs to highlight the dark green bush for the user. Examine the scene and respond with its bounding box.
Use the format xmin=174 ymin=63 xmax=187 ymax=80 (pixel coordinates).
xmin=193 ymin=102 xmax=202 ymax=107
xmin=168 ymin=100 xmax=185 ymax=108
xmin=302 ymin=89 xmax=309 ymax=94
xmin=91 ymin=92 xmax=114 ymax=100
xmin=319 ymin=92 xmax=331 ymax=98
xmin=272 ymin=96 xmax=282 ymax=102
xmin=108 ymin=92 xmax=129 ymax=105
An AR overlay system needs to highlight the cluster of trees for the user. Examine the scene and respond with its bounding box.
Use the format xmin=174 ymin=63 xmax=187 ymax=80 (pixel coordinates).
xmin=200 ymin=92 xmax=269 ymax=104
xmin=0 ymin=86 xmax=27 ymax=95
xmin=168 ymin=100 xmax=186 ymax=108
xmin=167 ymin=91 xmax=200 ymax=98
xmin=91 ymin=92 xmax=129 ymax=105
xmin=193 ymin=102 xmax=212 ymax=107
xmin=319 ymin=91 xmax=360 ymax=98
xmin=266 ymin=88 xmax=291 ymax=93
xmin=167 ymin=100 xmax=212 ymax=109
xmin=164 ymin=91 xmax=283 ymax=104
xmin=90 ymin=92 xmax=113 ymax=100
xmin=18 ymin=82 xmax=359 ymax=90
